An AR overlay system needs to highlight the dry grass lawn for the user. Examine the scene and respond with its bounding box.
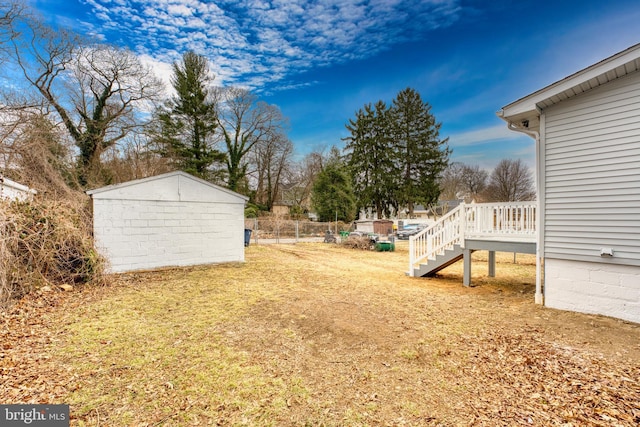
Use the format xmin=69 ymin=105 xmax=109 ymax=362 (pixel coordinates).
xmin=1 ymin=242 xmax=639 ymax=426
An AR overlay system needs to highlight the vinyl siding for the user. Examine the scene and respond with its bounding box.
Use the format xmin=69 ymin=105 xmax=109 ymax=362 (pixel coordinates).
xmin=543 ymin=71 xmax=640 ymax=266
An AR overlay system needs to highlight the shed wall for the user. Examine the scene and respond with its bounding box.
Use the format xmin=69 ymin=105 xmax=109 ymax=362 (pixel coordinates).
xmin=543 ymin=71 xmax=640 ymax=266
xmin=373 ymin=220 xmax=394 ymax=235
xmin=356 ymin=221 xmax=374 ymax=233
xmin=93 ymin=198 xmax=245 ymax=273
xmin=0 ymin=178 xmax=36 ymax=201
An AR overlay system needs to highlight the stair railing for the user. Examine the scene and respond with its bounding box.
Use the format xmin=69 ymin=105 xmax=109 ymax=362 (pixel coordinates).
xmin=409 ymin=204 xmax=465 ymax=276
xmin=408 ymin=201 xmax=537 ymax=276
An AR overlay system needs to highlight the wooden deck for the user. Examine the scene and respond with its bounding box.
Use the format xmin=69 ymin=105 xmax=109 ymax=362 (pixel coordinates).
xmin=408 ymin=202 xmax=538 ymax=288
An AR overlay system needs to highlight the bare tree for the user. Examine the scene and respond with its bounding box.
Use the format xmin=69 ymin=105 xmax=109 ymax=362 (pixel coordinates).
xmin=1 ymin=7 xmax=163 ymax=186
xmin=439 ymin=162 xmax=488 ymax=201
xmin=102 ymin=135 xmax=172 ymax=183
xmin=439 ymin=162 xmax=465 ymax=200
xmin=0 ymin=107 xmax=78 ymax=199
xmin=0 ymin=1 xmax=24 ymax=65
xmin=286 ymin=151 xmax=325 ymax=215
xmin=213 ymin=87 xmax=287 ymax=192
xmin=461 ymin=164 xmax=488 ymax=201
xmin=72 ymin=46 xmax=163 ymax=181
xmin=251 ymin=133 xmax=293 ymax=211
xmin=484 ymin=159 xmax=536 ymax=202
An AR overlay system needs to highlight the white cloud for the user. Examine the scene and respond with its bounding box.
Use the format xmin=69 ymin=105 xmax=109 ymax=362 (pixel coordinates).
xmin=80 ymin=0 xmax=462 ymax=91
xmin=166 ymin=4 xmax=194 ymax=17
xmin=138 ymin=54 xmax=173 ymax=88
xmin=448 ymin=124 xmax=524 ymax=147
xmin=447 ymin=125 xmax=536 ymax=172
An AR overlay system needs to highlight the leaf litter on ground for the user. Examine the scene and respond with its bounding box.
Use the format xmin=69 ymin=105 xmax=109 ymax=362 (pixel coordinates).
xmin=1 ymin=242 xmax=639 ymax=425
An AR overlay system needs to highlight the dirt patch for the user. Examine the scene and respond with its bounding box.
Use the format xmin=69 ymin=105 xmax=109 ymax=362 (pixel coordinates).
xmin=216 ymin=244 xmax=639 ymax=425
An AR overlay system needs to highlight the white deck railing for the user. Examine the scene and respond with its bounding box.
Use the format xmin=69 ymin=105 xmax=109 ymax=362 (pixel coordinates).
xmin=408 ymin=202 xmax=537 ymax=276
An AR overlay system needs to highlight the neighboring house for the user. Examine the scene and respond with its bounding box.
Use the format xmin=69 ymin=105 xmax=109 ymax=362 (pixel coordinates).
xmin=0 ymin=176 xmax=36 ymax=201
xmin=359 ymin=200 xmax=462 ymax=221
xmin=357 ymin=206 xmax=393 ymax=220
xmin=498 ymin=43 xmax=640 ymax=324
xmin=87 ymin=171 xmax=249 ymax=273
xmin=278 ymin=181 xmax=313 ymax=213
xmin=408 ymin=205 xmax=431 ymax=219
xmin=413 ymin=200 xmax=462 ymax=219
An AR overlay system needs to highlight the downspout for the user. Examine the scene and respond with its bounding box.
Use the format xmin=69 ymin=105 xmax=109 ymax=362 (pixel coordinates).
xmin=497 ymin=110 xmax=544 ymax=305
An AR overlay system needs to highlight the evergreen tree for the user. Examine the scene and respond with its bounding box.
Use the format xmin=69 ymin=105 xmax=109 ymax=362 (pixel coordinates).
xmin=311 ymin=149 xmax=356 ymax=222
xmin=152 ymin=51 xmax=225 ymax=181
xmin=390 ymin=87 xmax=450 ymax=215
xmin=343 ymin=101 xmax=397 ymax=218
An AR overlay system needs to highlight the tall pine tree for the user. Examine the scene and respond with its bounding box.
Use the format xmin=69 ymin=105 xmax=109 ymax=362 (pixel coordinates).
xmin=390 ymin=88 xmax=450 ymax=215
xmin=343 ymin=101 xmax=397 ymax=218
xmin=151 ymin=51 xmax=226 ymax=181
xmin=311 ymin=148 xmax=356 ymax=222
xmin=343 ymin=88 xmax=450 ymax=217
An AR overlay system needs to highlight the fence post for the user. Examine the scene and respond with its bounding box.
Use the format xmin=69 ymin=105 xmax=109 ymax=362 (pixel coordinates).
xmin=254 ymin=218 xmax=258 ymax=244
xmin=295 ymin=221 xmax=299 ymax=243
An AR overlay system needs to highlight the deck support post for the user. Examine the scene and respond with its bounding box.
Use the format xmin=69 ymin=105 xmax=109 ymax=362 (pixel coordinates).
xmin=463 ymin=249 xmax=472 ymax=286
xmin=488 ymin=251 xmax=496 ymax=277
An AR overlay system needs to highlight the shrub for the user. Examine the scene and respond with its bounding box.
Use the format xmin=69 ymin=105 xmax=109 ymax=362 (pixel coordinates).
xmin=0 ymin=197 xmax=104 ymax=308
xmin=342 ymin=236 xmax=375 ymax=250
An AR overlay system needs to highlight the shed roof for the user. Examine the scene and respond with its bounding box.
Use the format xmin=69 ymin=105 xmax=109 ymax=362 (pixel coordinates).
xmin=0 ymin=175 xmax=37 ymax=201
xmin=86 ymin=171 xmax=249 ymax=203
xmin=498 ymin=43 xmax=640 ymax=133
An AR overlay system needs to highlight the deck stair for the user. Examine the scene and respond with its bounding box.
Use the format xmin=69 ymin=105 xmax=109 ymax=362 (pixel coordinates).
xmin=411 ymin=244 xmax=470 ymax=277
xmin=408 ymin=202 xmax=537 ymax=279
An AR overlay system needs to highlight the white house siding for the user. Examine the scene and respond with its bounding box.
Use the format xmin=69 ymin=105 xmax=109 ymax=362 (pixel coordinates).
xmin=545 ymin=258 xmax=640 ymax=324
xmin=543 ymin=71 xmax=640 ymax=265
xmin=88 ymin=171 xmax=247 ymax=273
xmin=542 ymin=71 xmax=640 ymax=320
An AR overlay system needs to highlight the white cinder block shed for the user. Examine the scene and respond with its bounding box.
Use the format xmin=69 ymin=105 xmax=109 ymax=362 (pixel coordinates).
xmin=87 ymin=171 xmax=249 ymax=273
xmin=499 ymin=43 xmax=640 ymax=324
xmin=0 ymin=176 xmax=37 ymax=201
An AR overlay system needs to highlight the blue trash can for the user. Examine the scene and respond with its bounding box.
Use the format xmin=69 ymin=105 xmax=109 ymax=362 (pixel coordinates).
xmin=244 ymin=228 xmax=252 ymax=247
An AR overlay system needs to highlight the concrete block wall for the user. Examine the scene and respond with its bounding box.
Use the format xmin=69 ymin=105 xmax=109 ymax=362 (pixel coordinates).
xmin=0 ymin=177 xmax=36 ymax=201
xmin=545 ymin=258 xmax=640 ymax=324
xmin=93 ymin=198 xmax=245 ymax=273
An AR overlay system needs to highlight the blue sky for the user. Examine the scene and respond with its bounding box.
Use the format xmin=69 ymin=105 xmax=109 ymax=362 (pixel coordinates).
xmin=28 ymin=0 xmax=640 ymax=170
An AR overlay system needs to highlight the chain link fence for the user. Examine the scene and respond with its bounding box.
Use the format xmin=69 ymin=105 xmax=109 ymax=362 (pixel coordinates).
xmin=244 ymin=218 xmax=352 ymax=243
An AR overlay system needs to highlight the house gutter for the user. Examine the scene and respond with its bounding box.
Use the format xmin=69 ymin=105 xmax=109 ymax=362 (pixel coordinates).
xmin=496 ymin=109 xmax=544 ymax=305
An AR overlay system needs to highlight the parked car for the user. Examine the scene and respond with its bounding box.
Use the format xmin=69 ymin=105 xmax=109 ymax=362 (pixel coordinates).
xmin=396 ymin=224 xmax=427 ymax=240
